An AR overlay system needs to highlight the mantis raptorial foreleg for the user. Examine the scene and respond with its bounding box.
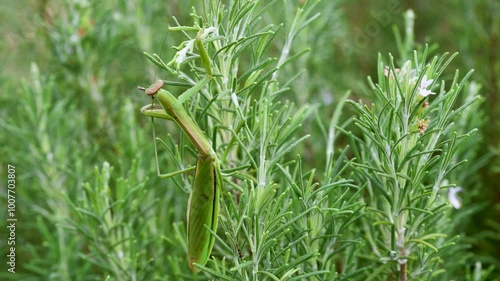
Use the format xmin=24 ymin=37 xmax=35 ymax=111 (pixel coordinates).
xmin=139 ymin=79 xmax=212 ymax=179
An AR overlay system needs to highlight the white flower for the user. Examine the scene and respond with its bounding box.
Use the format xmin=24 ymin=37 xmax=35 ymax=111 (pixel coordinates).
xmin=448 ymin=186 xmax=463 ymax=209
xmin=198 ymin=27 xmax=218 ymax=40
xmin=418 ymin=75 xmax=435 ymax=97
xmin=175 ymin=27 xmax=218 ymax=66
xmin=175 ymin=39 xmax=195 ymax=65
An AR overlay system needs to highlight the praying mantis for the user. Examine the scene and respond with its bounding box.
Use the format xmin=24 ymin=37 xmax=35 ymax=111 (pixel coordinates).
xmin=138 ymin=30 xmax=222 ymax=273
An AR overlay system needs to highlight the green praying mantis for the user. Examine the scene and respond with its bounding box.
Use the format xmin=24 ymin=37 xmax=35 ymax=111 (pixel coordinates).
xmin=138 ymin=30 xmax=222 ymax=273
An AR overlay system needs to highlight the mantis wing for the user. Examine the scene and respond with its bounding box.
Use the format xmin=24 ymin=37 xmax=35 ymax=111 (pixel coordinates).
xmin=187 ymin=155 xmax=221 ymax=272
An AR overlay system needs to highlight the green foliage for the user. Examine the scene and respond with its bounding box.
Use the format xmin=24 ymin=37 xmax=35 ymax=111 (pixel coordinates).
xmin=349 ymin=49 xmax=477 ymax=279
xmin=1 ymin=0 xmax=498 ymax=280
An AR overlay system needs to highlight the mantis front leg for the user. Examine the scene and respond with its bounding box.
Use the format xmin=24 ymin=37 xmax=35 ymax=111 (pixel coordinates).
xmin=139 ymin=77 xmax=213 ymax=178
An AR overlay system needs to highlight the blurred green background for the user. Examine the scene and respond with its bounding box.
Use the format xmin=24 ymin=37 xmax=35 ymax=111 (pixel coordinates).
xmin=1 ymin=0 xmax=498 ymax=279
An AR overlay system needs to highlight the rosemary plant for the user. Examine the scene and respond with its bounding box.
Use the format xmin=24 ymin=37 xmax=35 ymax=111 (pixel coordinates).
xmin=1 ymin=0 xmax=497 ymax=280
xmin=349 ymin=49 xmax=480 ymax=280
